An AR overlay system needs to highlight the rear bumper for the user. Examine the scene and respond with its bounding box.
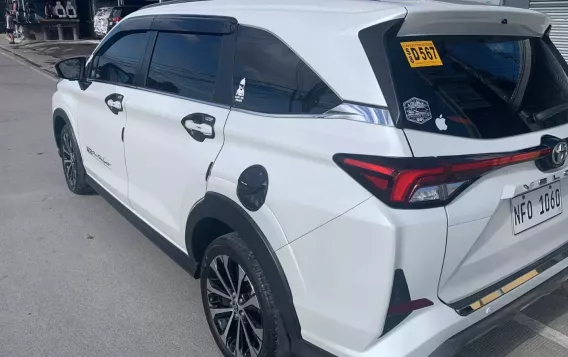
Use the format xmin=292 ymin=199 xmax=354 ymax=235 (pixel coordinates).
xmin=430 ymin=265 xmax=568 ymax=357
xmin=279 ymin=196 xmax=568 ymax=357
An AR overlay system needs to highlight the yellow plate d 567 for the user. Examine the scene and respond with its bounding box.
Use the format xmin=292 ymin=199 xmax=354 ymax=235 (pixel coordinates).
xmin=401 ymin=41 xmax=443 ymax=68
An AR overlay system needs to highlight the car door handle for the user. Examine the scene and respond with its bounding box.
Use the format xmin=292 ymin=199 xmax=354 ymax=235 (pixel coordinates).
xmin=104 ymin=93 xmax=124 ymax=115
xmin=184 ymin=121 xmax=213 ymax=136
xmin=181 ymin=113 xmax=216 ymax=142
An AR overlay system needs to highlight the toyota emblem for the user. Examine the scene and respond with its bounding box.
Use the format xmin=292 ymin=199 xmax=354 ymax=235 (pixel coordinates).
xmin=552 ymin=141 xmax=568 ymax=166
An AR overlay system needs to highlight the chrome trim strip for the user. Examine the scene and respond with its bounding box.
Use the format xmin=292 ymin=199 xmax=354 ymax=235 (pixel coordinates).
xmin=230 ymin=103 xmax=394 ymax=126
xmin=456 ymin=244 xmax=568 ymax=316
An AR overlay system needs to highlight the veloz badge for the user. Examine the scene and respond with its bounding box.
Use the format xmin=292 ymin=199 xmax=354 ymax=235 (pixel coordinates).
xmin=400 ymin=41 xmax=443 ymax=68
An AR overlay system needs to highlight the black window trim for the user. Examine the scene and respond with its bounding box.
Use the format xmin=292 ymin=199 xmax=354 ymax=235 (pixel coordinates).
xmin=358 ymin=19 xmax=404 ymax=127
xmin=230 ymin=24 xmax=343 ymax=116
xmin=150 ymin=15 xmax=237 ymax=35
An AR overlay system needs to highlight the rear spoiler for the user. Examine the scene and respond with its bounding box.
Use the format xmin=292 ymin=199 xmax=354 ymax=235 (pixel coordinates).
xmin=398 ymin=3 xmax=551 ymax=38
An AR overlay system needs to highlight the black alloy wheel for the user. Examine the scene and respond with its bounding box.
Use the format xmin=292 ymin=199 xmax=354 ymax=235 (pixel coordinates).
xmin=205 ymin=254 xmax=264 ymax=357
xmin=61 ymin=128 xmax=77 ymax=189
xmin=60 ymin=124 xmax=92 ymax=195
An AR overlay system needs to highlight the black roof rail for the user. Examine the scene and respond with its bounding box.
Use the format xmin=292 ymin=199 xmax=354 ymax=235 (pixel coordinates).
xmin=142 ymin=0 xmax=209 ymax=10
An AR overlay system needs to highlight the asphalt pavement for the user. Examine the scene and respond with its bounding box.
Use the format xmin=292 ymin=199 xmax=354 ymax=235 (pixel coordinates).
xmin=0 ymin=50 xmax=220 ymax=356
xmin=2 ymin=46 xmax=568 ymax=357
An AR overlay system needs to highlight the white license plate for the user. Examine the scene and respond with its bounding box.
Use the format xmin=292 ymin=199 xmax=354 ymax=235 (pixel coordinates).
xmin=511 ymin=181 xmax=562 ymax=235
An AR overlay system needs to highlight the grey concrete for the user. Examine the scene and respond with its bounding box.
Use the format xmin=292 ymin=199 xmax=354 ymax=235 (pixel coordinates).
xmin=0 ymin=51 xmax=219 ymax=356
xmin=458 ymin=320 xmax=568 ymax=357
xmin=3 ymin=45 xmax=568 ymax=357
xmin=0 ymin=37 xmax=98 ymax=76
xmin=523 ymin=290 xmax=568 ymax=335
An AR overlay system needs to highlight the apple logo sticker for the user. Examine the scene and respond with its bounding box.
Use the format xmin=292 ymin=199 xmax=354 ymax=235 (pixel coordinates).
xmin=435 ymin=115 xmax=448 ymax=131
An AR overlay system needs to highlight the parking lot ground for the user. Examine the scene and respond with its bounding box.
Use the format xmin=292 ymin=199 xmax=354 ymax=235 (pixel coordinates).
xmin=0 ymin=49 xmax=220 ymax=357
xmin=0 ymin=37 xmax=98 ymax=76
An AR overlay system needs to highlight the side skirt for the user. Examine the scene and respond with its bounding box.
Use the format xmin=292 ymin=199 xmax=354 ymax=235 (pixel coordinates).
xmin=86 ymin=175 xmax=198 ymax=275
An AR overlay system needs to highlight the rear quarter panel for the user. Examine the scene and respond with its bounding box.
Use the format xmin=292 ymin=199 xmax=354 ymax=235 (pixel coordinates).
xmin=212 ymin=110 xmax=413 ymax=245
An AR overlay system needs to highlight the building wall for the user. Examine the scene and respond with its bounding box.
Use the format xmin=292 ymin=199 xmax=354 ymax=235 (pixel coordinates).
xmin=503 ymin=0 xmax=530 ymax=7
xmin=530 ymin=0 xmax=568 ymax=59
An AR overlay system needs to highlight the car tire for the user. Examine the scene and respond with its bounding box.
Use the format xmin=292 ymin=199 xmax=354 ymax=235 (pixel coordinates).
xmin=60 ymin=124 xmax=92 ymax=195
xmin=201 ymin=232 xmax=286 ymax=357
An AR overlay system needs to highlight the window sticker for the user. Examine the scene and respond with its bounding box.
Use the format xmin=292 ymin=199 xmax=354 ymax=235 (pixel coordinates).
xmin=403 ymin=97 xmax=432 ymax=124
xmin=435 ymin=115 xmax=448 ymax=131
xmin=400 ymin=41 xmax=443 ymax=68
xmin=235 ymin=78 xmax=246 ymax=103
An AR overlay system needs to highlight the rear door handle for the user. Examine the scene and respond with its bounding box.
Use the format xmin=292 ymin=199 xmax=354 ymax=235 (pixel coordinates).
xmin=181 ymin=113 xmax=216 ymax=142
xmin=105 ymin=93 xmax=124 ymax=115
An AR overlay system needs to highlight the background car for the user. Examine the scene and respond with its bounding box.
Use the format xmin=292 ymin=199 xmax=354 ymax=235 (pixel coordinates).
xmin=93 ymin=5 xmax=141 ymax=38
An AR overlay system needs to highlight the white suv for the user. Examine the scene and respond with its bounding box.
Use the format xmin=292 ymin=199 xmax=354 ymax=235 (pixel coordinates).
xmin=52 ymin=0 xmax=568 ymax=356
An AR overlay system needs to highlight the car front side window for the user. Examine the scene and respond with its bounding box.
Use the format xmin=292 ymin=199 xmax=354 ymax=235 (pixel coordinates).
xmin=89 ymin=31 xmax=149 ymax=86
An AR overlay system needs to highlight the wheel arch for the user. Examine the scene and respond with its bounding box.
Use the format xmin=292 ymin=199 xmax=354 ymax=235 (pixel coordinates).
xmin=185 ymin=191 xmax=304 ymax=348
xmin=53 ymin=108 xmax=71 ymax=157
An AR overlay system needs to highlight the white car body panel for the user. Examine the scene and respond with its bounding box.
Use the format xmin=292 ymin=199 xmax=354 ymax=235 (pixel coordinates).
xmin=405 ymin=125 xmax=568 ymax=303
xmin=120 ymin=87 xmax=230 ymax=248
xmin=213 ymin=109 xmax=412 ymax=243
xmin=207 ymin=176 xmax=289 ymax=251
xmin=400 ymin=2 xmax=550 ymax=37
xmin=278 ymin=197 xmax=447 ymax=353
xmin=77 ymin=81 xmax=130 ymax=204
xmin=52 ymin=82 xmax=81 ymax=131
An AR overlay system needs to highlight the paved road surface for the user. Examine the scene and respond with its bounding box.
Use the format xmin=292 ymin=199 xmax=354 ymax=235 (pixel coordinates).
xmin=2 ymin=49 xmax=568 ymax=357
xmin=0 ymin=51 xmax=219 ymax=356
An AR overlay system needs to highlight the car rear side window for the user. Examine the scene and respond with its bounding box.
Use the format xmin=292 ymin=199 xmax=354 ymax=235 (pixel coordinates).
xmin=232 ymin=26 xmax=340 ymax=115
xmin=362 ymin=31 xmax=568 ymax=139
xmin=90 ymin=31 xmax=149 ymax=86
xmin=145 ymin=32 xmax=222 ymax=103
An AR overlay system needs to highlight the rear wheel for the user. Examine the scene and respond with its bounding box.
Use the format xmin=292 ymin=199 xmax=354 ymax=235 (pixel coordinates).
xmin=201 ymin=232 xmax=284 ymax=357
xmin=60 ymin=124 xmax=92 ymax=195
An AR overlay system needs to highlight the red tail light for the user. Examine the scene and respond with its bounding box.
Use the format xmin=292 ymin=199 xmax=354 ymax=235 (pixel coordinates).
xmin=334 ymin=147 xmax=552 ymax=208
xmin=111 ymin=16 xmax=122 ymax=24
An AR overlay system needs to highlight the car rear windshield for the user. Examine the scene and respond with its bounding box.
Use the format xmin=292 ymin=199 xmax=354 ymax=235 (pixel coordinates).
xmin=379 ymin=35 xmax=568 ymax=139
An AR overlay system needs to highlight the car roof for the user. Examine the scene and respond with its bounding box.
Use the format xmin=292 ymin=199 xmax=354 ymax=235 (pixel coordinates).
xmin=130 ymin=0 xmax=549 ymax=107
xmin=143 ymin=0 xmax=406 ymax=13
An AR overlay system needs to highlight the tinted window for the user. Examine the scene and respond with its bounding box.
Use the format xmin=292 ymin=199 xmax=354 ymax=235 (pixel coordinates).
xmin=232 ymin=26 xmax=340 ymax=115
xmin=90 ymin=31 xmax=148 ymax=85
xmin=380 ymin=35 xmax=568 ymax=139
xmin=145 ymin=32 xmax=222 ymax=102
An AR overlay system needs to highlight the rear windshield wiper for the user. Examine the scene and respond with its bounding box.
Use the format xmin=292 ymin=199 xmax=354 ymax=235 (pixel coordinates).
xmin=533 ymin=103 xmax=568 ymax=123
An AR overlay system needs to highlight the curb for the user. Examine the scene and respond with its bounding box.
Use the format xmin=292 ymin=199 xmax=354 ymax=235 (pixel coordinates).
xmin=0 ymin=44 xmax=57 ymax=77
